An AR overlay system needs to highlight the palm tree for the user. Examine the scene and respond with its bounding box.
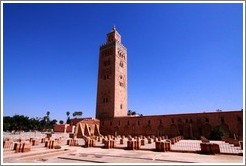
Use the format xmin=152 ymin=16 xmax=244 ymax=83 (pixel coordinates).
xmin=45 ymin=111 xmax=50 ymax=130
xmin=72 ymin=111 xmax=83 ymax=118
xmin=66 ymin=111 xmax=70 ymax=117
xmin=46 ymin=111 xmax=50 ymax=117
xmin=46 ymin=111 xmax=50 ymax=122
xmin=77 ymin=111 xmax=83 ymax=117
xmin=66 ymin=111 xmax=71 ymax=124
xmin=73 ymin=112 xmax=76 ymax=118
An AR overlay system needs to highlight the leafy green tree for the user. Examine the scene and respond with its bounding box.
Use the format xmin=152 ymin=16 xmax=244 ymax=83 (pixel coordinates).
xmin=77 ymin=111 xmax=82 ymax=116
xmin=72 ymin=111 xmax=83 ymax=118
xmin=50 ymin=119 xmax=57 ymax=128
xmin=3 ymin=116 xmax=11 ymax=131
xmin=127 ymin=110 xmax=132 ymax=115
xmin=3 ymin=114 xmax=53 ymax=132
xmin=210 ymin=125 xmax=224 ymax=140
xmin=128 ymin=110 xmax=142 ymax=116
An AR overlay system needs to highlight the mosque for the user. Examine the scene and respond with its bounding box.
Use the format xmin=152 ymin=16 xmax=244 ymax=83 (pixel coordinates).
xmin=54 ymin=26 xmax=243 ymax=140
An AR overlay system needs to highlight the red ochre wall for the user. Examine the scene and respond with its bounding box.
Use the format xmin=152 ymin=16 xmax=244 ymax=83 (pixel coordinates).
xmin=53 ymin=124 xmax=73 ymax=133
xmin=53 ymin=124 xmax=66 ymax=132
xmin=99 ymin=110 xmax=243 ymax=140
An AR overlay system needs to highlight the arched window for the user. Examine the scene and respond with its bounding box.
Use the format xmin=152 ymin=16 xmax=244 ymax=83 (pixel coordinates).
xmin=102 ymin=97 xmax=109 ymax=103
xmin=120 ymin=61 xmax=124 ymax=67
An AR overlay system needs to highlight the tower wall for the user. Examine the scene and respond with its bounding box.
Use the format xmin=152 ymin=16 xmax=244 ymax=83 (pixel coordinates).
xmin=96 ymin=27 xmax=127 ymax=119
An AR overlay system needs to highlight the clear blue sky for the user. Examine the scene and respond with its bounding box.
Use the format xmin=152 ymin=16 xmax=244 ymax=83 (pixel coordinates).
xmin=3 ymin=3 xmax=244 ymax=122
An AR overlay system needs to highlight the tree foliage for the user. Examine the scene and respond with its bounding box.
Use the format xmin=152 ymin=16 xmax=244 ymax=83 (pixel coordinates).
xmin=128 ymin=110 xmax=142 ymax=116
xmin=72 ymin=111 xmax=83 ymax=118
xmin=210 ymin=125 xmax=225 ymax=140
xmin=3 ymin=114 xmax=58 ymax=132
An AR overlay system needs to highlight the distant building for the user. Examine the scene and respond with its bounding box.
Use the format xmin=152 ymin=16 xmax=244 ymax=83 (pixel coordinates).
xmin=53 ymin=124 xmax=74 ymax=133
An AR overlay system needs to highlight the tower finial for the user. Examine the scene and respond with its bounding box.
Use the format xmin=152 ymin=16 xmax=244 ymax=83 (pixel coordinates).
xmin=112 ymin=25 xmax=116 ymax=31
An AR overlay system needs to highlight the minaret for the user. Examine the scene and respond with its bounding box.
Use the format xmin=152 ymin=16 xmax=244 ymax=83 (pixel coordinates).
xmin=96 ymin=26 xmax=127 ymax=119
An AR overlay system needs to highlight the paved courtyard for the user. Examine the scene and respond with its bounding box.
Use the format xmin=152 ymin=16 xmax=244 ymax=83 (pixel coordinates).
xmin=2 ymin=132 xmax=244 ymax=164
xmin=3 ymin=146 xmax=244 ymax=164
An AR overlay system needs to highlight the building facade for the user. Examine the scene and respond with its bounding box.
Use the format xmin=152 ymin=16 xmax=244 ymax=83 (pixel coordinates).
xmin=96 ymin=26 xmax=128 ymax=119
xmin=99 ymin=110 xmax=243 ymax=140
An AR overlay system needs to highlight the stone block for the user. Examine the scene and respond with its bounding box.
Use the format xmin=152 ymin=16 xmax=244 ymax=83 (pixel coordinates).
xmin=15 ymin=143 xmax=24 ymax=153
xmin=164 ymin=141 xmax=171 ymax=151
xmin=200 ymin=143 xmax=211 ymax=154
xmin=148 ymin=138 xmax=152 ymax=144
xmin=32 ymin=139 xmax=39 ymax=146
xmin=200 ymin=143 xmax=220 ymax=154
xmin=155 ymin=141 xmax=161 ymax=151
xmin=67 ymin=139 xmax=78 ymax=146
xmin=45 ymin=141 xmax=49 ymax=147
xmin=104 ymin=139 xmax=115 ymax=149
xmin=104 ymin=140 xmax=110 ymax=149
xmin=85 ymin=139 xmax=94 ymax=148
xmin=3 ymin=140 xmax=13 ymax=150
xmin=136 ymin=141 xmax=140 ymax=150
xmin=239 ymin=141 xmax=243 ymax=150
xmin=127 ymin=141 xmax=134 ymax=150
xmin=41 ymin=138 xmax=48 ymax=143
xmin=120 ymin=139 xmax=124 ymax=144
xmin=210 ymin=143 xmax=220 ymax=154
xmin=110 ymin=140 xmax=115 ymax=148
xmin=127 ymin=140 xmax=140 ymax=150
xmin=141 ymin=139 xmax=145 ymax=145
xmin=22 ymin=143 xmax=31 ymax=152
xmin=171 ymin=138 xmax=175 ymax=144
xmin=155 ymin=141 xmax=167 ymax=152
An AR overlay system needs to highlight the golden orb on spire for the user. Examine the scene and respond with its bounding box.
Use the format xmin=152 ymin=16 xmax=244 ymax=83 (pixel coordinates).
xmin=112 ymin=25 xmax=116 ymax=31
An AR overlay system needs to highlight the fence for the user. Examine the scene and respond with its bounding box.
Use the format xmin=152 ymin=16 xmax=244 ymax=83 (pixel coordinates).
xmin=170 ymin=140 xmax=243 ymax=155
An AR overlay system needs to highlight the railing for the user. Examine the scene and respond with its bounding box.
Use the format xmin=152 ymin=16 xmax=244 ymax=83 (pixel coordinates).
xmin=170 ymin=140 xmax=243 ymax=155
xmin=210 ymin=141 xmax=242 ymax=154
xmin=171 ymin=140 xmax=201 ymax=152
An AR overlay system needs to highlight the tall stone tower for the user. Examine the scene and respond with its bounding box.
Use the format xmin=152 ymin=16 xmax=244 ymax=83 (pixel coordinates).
xmin=96 ymin=26 xmax=127 ymax=119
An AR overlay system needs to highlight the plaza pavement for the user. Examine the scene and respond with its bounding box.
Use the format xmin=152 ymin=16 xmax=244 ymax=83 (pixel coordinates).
xmin=2 ymin=132 xmax=244 ymax=164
